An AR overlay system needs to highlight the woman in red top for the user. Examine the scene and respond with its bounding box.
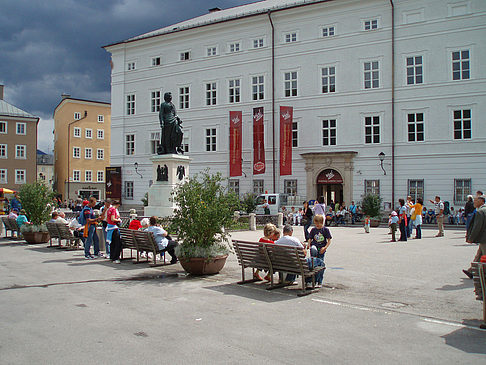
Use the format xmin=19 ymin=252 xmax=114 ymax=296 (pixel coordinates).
xmin=128 ymin=210 xmax=142 ymax=230
xmin=255 ymin=223 xmax=280 ymax=281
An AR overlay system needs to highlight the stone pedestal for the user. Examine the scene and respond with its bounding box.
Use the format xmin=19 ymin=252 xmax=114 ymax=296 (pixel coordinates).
xmin=144 ymin=154 xmax=191 ymax=218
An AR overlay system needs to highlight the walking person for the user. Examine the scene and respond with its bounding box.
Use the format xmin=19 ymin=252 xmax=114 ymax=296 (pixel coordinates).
xmin=389 ymin=211 xmax=398 ymax=242
xmin=313 ymin=197 xmax=326 ymax=218
xmin=302 ymin=201 xmax=313 ymax=241
xmin=463 ymin=192 xmax=486 ymax=280
xmin=464 ymin=195 xmax=475 ymax=231
xmin=429 ymin=196 xmax=445 ymax=237
xmin=398 ymin=199 xmax=408 ymax=241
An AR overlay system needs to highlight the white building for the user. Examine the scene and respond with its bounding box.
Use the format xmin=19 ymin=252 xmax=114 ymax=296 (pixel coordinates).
xmin=104 ymin=0 xmax=486 ymax=209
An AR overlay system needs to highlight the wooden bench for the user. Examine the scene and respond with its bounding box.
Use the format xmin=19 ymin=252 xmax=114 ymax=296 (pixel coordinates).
xmin=2 ymin=216 xmax=16 ymax=238
xmin=119 ymin=228 xmax=166 ymax=265
xmin=119 ymin=228 xmax=137 ymax=261
xmin=2 ymin=217 xmax=21 ymax=239
xmin=233 ymin=240 xmax=326 ymax=296
xmin=471 ymin=261 xmax=486 ymax=329
xmin=46 ymin=222 xmax=81 ymax=249
xmin=46 ymin=222 xmax=62 ymax=247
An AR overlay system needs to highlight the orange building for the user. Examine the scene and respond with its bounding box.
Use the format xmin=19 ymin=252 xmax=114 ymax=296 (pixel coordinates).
xmin=53 ymin=96 xmax=111 ymax=201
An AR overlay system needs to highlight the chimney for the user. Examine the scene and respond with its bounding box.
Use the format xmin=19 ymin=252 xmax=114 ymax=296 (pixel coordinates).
xmin=61 ymin=93 xmax=71 ymax=100
xmin=209 ymin=7 xmax=221 ymax=13
xmin=0 ymin=85 xmax=4 ymax=100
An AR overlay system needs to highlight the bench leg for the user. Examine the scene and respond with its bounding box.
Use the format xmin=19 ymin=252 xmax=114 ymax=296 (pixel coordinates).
xmin=237 ymin=268 xmax=261 ymax=284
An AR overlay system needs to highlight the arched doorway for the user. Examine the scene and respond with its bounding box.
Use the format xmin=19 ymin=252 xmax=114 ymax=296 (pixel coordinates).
xmin=316 ymin=169 xmax=343 ymax=205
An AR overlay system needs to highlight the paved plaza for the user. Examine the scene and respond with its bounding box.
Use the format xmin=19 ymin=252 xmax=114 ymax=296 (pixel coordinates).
xmin=0 ymin=225 xmax=485 ymax=364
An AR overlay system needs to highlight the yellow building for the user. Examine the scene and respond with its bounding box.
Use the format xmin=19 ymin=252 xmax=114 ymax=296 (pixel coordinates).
xmin=53 ymin=96 xmax=111 ymax=201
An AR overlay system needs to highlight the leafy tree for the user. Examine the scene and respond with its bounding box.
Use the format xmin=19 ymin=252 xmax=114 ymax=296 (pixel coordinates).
xmin=19 ymin=182 xmax=55 ymax=226
xmin=240 ymin=192 xmax=257 ymax=214
xmin=361 ymin=193 xmax=382 ymax=218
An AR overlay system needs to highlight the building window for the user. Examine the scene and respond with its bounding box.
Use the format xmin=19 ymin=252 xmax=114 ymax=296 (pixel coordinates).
xmin=292 ymin=121 xmax=298 ymax=147
xmin=284 ymin=180 xmax=297 ymax=196
xmin=125 ymin=134 xmax=135 ymax=155
xmin=454 ymin=179 xmax=471 ymax=203
xmin=407 ymin=113 xmax=424 ymax=142
xmin=453 ymin=109 xmax=471 ymax=140
xmin=183 ymin=134 xmax=189 ymax=153
xmin=406 ymin=56 xmax=423 ymax=85
xmin=151 ymin=91 xmax=161 ymax=113
xmin=284 ymin=32 xmax=297 ymax=43
xmin=180 ymin=51 xmax=190 ymax=61
xmin=0 ymin=169 xmax=7 ymax=183
xmin=321 ymin=66 xmax=336 ymax=93
xmin=97 ymin=171 xmax=104 ymax=183
xmin=74 ymin=112 xmax=81 ymax=120
xmin=207 ymin=47 xmax=217 ymax=56
xmin=229 ymin=180 xmax=240 ymax=196
xmin=150 ymin=132 xmax=160 ymax=154
xmin=73 ymin=146 xmax=80 ymax=158
xmin=252 ymin=75 xmax=264 ymax=100
xmin=206 ymin=128 xmax=217 ymax=152
xmin=229 ymin=42 xmax=240 ymax=53
xmin=97 ymin=129 xmax=104 ymax=139
xmin=284 ymin=71 xmax=298 ymax=97
xmin=322 ymin=119 xmax=337 ymax=146
xmin=206 ymin=82 xmax=217 ymax=106
xmin=253 ymin=38 xmax=264 ymax=48
xmin=179 ymin=87 xmax=190 ymax=109
xmin=127 ymin=62 xmax=136 ymax=70
xmin=97 ymin=148 xmax=104 ymax=160
xmin=364 ymin=61 xmax=379 ymax=89
xmin=15 ymin=169 xmax=26 ymax=184
xmin=85 ymin=170 xmax=92 ymax=182
xmin=253 ymin=180 xmax=264 ymax=194
xmin=364 ymin=19 xmax=378 ymax=30
xmin=408 ymin=180 xmax=424 ymax=201
xmin=364 ymin=180 xmax=380 ymax=195
xmin=124 ymin=181 xmax=134 ymax=199
xmin=322 ymin=26 xmax=335 ymax=37
xmin=98 ymin=115 xmax=104 ymax=123
xmin=452 ymin=50 xmax=470 ymax=80
xmin=0 ymin=144 xmax=6 ymax=158
xmin=73 ymin=170 xmax=80 ymax=182
xmin=15 ymin=145 xmax=26 ymax=159
xmin=126 ymin=94 xmax=135 ymax=115
xmin=365 ymin=116 xmax=380 ymax=144
xmin=73 ymin=127 xmax=81 ymax=137
xmin=16 ymin=122 xmax=26 ymax=135
xmin=151 ymin=57 xmax=161 ymax=66
xmin=85 ymin=128 xmax=92 ymax=139
xmin=229 ymin=79 xmax=241 ymax=103
xmin=85 ymin=148 xmax=92 ymax=159
xmin=0 ymin=121 xmax=7 ymax=134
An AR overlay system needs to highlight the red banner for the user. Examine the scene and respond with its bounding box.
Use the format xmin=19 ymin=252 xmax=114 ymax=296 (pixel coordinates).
xmin=279 ymin=106 xmax=293 ymax=176
xmin=229 ymin=111 xmax=242 ymax=177
xmin=253 ymin=107 xmax=265 ymax=175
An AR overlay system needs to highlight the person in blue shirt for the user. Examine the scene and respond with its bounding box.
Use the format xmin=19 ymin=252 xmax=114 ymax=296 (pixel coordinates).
xmin=16 ymin=209 xmax=29 ymax=228
xmin=10 ymin=193 xmax=22 ymax=212
xmin=349 ymin=201 xmax=357 ymax=224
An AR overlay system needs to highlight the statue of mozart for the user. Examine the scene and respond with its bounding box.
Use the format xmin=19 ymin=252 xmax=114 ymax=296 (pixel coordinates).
xmin=158 ymin=92 xmax=183 ymax=155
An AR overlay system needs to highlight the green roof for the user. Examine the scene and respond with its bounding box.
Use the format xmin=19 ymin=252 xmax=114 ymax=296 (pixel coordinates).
xmin=0 ymin=99 xmax=37 ymax=118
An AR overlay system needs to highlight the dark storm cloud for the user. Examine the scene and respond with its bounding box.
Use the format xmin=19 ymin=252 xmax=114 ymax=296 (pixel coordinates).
xmin=0 ymin=0 xmax=254 ymax=151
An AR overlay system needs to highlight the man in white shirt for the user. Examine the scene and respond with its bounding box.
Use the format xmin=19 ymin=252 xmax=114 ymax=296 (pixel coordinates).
xmin=429 ymin=196 xmax=445 ymax=237
xmin=145 ymin=216 xmax=178 ymax=264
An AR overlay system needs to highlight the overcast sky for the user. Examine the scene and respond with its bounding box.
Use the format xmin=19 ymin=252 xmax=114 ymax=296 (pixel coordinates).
xmin=0 ymin=0 xmax=256 ymax=153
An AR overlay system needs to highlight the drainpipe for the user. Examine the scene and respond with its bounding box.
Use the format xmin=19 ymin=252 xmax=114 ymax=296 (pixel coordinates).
xmin=267 ymin=10 xmax=276 ymax=193
xmin=389 ymin=0 xmax=395 ymax=206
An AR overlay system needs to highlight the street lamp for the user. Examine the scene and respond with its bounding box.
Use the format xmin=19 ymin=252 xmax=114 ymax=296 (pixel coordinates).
xmin=134 ymin=162 xmax=143 ymax=178
xmin=378 ymin=152 xmax=386 ymax=175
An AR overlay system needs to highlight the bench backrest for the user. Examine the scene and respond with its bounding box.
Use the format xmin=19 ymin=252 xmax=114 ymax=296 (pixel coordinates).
xmin=57 ymin=223 xmax=75 ymax=240
xmin=8 ymin=217 xmax=20 ymax=230
xmin=133 ymin=230 xmax=158 ymax=253
xmin=119 ymin=228 xmax=137 ymax=250
xmin=46 ymin=222 xmax=61 ymax=238
xmin=2 ymin=216 xmax=12 ymax=230
xmin=471 ymin=262 xmax=486 ymax=301
xmin=232 ymin=240 xmax=270 ymax=271
xmin=120 ymin=217 xmax=131 ymax=228
xmin=264 ymin=244 xmax=308 ymax=275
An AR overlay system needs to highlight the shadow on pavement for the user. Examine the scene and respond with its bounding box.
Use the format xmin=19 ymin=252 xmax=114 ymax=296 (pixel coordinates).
xmin=205 ymin=282 xmax=297 ymax=303
xmin=441 ymin=325 xmax=486 ymax=354
xmin=436 ymin=278 xmax=473 ymax=291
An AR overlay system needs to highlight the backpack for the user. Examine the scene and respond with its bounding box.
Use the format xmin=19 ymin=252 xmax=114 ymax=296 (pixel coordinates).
xmin=78 ymin=207 xmax=89 ymax=225
xmin=443 ymin=201 xmax=450 ymax=215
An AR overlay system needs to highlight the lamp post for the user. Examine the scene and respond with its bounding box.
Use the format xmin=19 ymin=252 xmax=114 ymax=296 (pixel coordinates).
xmin=134 ymin=162 xmax=143 ymax=178
xmin=378 ymin=152 xmax=386 ymax=175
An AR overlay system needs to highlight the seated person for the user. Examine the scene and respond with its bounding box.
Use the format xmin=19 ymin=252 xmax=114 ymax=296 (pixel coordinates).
xmin=16 ymin=209 xmax=29 ymax=228
xmin=128 ymin=211 xmax=142 ymax=230
xmin=254 ymin=223 xmax=280 ymax=282
xmin=426 ymin=209 xmax=435 ymax=224
xmin=145 ymin=216 xmax=178 ymax=264
xmin=281 ymin=207 xmax=288 ymax=224
xmin=294 ymin=208 xmax=303 ymax=225
xmin=335 ymin=206 xmax=347 ymax=225
xmin=69 ymin=214 xmax=85 ymax=243
xmin=325 ymin=207 xmax=335 ymax=226
xmin=275 ymin=224 xmax=325 ymax=288
xmin=8 ymin=208 xmax=19 ymax=219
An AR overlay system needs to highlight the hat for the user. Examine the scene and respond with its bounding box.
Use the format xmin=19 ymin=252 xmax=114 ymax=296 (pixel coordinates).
xmin=82 ymin=200 xmax=89 ymax=206
xmin=129 ymin=209 xmax=137 ymax=215
xmin=391 ymin=211 xmax=397 ymax=216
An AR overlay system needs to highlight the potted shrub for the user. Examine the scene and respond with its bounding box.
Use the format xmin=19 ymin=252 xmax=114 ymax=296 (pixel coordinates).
xmin=170 ymin=170 xmax=239 ymax=275
xmin=361 ymin=193 xmax=383 ymax=227
xmin=240 ymin=192 xmax=257 ymax=214
xmin=19 ymin=181 xmax=55 ymax=243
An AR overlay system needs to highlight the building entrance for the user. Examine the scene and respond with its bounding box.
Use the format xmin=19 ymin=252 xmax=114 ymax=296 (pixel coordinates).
xmin=316 ymin=169 xmax=344 ymax=205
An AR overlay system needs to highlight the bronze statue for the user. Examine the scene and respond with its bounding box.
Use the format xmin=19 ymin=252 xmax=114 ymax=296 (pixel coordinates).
xmin=156 ymin=164 xmax=168 ymax=182
xmin=177 ymin=165 xmax=185 ymax=180
xmin=158 ymin=92 xmax=183 ymax=154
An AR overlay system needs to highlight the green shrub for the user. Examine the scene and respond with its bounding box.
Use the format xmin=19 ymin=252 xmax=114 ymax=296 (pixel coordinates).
xmin=361 ymin=193 xmax=382 ymax=218
xmin=240 ymin=192 xmax=257 ymax=214
xmin=18 ymin=181 xmax=55 ymax=231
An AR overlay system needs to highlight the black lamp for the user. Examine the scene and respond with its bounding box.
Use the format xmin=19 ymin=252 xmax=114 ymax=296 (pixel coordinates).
xmin=378 ymin=152 xmax=386 ymax=175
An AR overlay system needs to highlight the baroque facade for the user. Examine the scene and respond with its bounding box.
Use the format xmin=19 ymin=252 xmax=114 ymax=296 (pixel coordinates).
xmin=104 ymin=0 xmax=486 ymax=208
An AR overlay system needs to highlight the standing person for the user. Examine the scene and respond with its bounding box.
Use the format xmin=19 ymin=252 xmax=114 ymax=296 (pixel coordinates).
xmin=398 ymin=199 xmax=408 ymax=241
xmin=389 ymin=211 xmax=398 ymax=242
xmin=364 ymin=215 xmax=370 ymax=233
xmin=302 ymin=201 xmax=313 ymax=241
xmin=313 ymin=197 xmax=326 ymax=217
xmin=146 ymin=216 xmax=178 ymax=264
xmin=429 ymin=196 xmax=445 ymax=237
xmin=82 ymin=197 xmax=102 ymax=259
xmin=463 ymin=193 xmax=486 ymax=279
xmin=464 ymin=195 xmax=475 ymax=230
xmin=349 ymin=201 xmax=357 ymax=224
xmin=106 ymin=201 xmax=121 ymax=262
xmin=9 ymin=192 xmax=22 ymax=212
xmin=406 ymin=196 xmax=413 ymax=238
xmin=412 ymin=198 xmax=424 ymax=239
xmin=262 ymin=199 xmax=270 ymax=215
xmin=99 ymin=200 xmax=111 ymax=243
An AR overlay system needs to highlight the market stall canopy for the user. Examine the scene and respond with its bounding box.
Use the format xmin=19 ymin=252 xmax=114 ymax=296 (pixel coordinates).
xmin=0 ymin=188 xmax=16 ymax=194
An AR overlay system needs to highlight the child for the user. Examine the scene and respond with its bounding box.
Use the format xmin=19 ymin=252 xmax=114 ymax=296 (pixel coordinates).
xmin=16 ymin=209 xmax=29 ymax=229
xmin=307 ymin=214 xmax=332 ymax=260
xmin=389 ymin=211 xmax=398 ymax=242
xmin=364 ymin=216 xmax=371 ymax=233
xmin=255 ymin=223 xmax=279 ymax=281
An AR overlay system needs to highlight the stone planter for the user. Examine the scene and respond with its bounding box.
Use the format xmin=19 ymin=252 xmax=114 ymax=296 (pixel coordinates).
xmin=370 ymin=218 xmax=381 ymax=227
xmin=179 ymin=254 xmax=228 ymax=275
xmin=22 ymin=231 xmax=50 ymax=244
